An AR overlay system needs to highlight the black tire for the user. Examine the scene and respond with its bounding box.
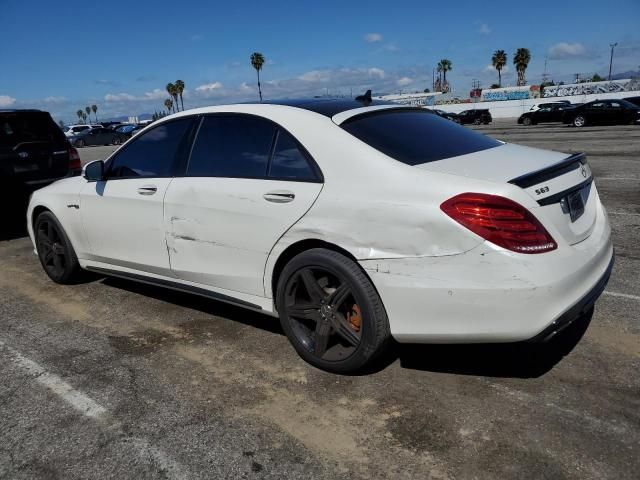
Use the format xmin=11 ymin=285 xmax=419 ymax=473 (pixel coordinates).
xmin=276 ymin=248 xmax=391 ymax=374
xmin=34 ymin=211 xmax=82 ymax=284
xmin=112 ymin=136 xmax=122 ymax=145
xmin=523 ymin=117 xmax=532 ymax=126
xmin=473 ymin=118 xmax=482 ymax=125
xmin=573 ymin=115 xmax=586 ymax=127
xmin=76 ymin=139 xmax=86 ymax=147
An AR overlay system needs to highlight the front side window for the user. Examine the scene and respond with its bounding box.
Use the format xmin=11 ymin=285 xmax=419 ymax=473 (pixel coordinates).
xmin=342 ymin=109 xmax=501 ymax=166
xmin=187 ymin=115 xmax=276 ymax=178
xmin=107 ymin=118 xmax=192 ymax=179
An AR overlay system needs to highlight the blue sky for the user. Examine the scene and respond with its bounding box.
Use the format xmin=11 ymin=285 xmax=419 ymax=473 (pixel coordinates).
xmin=1 ymin=0 xmax=639 ymax=123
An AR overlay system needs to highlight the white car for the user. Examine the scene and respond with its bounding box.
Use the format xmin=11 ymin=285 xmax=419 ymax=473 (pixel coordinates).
xmin=27 ymin=99 xmax=613 ymax=373
xmin=63 ymin=124 xmax=99 ymax=137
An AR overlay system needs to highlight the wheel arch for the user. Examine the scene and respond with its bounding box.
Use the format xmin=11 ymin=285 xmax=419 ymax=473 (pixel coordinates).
xmin=269 ymin=239 xmax=361 ymax=301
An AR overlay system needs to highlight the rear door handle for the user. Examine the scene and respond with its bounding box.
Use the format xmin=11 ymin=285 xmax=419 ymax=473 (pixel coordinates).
xmin=137 ymin=185 xmax=157 ymax=195
xmin=263 ymin=191 xmax=295 ymax=203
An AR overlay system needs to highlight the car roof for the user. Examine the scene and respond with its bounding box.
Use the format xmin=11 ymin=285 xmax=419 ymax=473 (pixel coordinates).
xmin=261 ymin=98 xmax=397 ymax=118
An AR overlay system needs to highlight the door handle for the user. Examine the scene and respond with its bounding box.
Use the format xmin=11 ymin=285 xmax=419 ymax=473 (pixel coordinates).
xmin=263 ymin=191 xmax=295 ymax=203
xmin=137 ymin=185 xmax=157 ymax=195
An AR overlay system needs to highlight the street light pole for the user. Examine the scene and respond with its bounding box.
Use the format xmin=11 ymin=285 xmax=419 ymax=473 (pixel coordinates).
xmin=608 ymin=43 xmax=618 ymax=81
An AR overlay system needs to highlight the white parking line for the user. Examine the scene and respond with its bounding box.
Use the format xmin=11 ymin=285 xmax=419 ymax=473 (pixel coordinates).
xmin=604 ymin=291 xmax=640 ymax=301
xmin=607 ymin=211 xmax=640 ymax=216
xmin=0 ymin=338 xmax=189 ymax=480
xmin=0 ymin=339 xmax=107 ymax=418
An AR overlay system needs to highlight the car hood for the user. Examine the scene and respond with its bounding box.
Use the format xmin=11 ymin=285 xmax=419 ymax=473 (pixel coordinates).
xmin=414 ymin=143 xmax=568 ymax=184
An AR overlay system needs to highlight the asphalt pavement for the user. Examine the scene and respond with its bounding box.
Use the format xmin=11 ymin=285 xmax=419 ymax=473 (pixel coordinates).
xmin=1 ymin=120 xmax=638 ymax=479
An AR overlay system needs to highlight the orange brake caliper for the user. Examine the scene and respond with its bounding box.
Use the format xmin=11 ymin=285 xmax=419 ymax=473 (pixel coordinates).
xmin=347 ymin=304 xmax=362 ymax=332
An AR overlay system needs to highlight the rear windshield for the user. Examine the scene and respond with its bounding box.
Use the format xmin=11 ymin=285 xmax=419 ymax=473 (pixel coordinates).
xmin=0 ymin=113 xmax=66 ymax=147
xmin=342 ymin=109 xmax=500 ymax=165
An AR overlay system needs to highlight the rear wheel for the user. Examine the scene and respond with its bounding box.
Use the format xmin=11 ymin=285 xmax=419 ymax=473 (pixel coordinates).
xmin=523 ymin=117 xmax=532 ymax=126
xmin=112 ymin=136 xmax=122 ymax=145
xmin=573 ymin=115 xmax=586 ymax=127
xmin=473 ymin=118 xmax=482 ymax=125
xmin=34 ymin=211 xmax=82 ymax=284
xmin=276 ymin=249 xmax=390 ymax=373
xmin=76 ymin=139 xmax=86 ymax=147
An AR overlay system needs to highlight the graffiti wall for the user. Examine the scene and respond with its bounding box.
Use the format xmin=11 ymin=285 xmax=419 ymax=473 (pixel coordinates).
xmin=481 ymin=85 xmax=540 ymax=102
xmin=542 ymin=79 xmax=639 ymax=98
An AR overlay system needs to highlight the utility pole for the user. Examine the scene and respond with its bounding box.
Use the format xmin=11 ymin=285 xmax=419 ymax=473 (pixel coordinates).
xmin=542 ymin=57 xmax=549 ymax=84
xmin=432 ymin=67 xmax=435 ymax=92
xmin=608 ymin=43 xmax=618 ymax=81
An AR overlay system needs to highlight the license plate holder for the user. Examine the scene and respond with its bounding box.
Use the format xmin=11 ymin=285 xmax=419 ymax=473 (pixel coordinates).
xmin=566 ymin=189 xmax=585 ymax=223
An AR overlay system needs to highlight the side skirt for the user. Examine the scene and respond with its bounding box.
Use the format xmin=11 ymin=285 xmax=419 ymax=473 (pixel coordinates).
xmin=85 ymin=265 xmax=264 ymax=312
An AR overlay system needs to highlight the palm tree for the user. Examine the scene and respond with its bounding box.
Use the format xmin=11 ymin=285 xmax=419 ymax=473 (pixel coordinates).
xmin=175 ymin=80 xmax=185 ymax=111
xmin=58 ymin=120 xmax=64 ymax=129
xmin=513 ymin=48 xmax=531 ymax=86
xmin=91 ymin=104 xmax=98 ymax=123
xmin=164 ymin=98 xmax=173 ymax=115
xmin=81 ymin=112 xmax=87 ymax=124
xmin=492 ymin=50 xmax=507 ymax=87
xmin=438 ymin=59 xmax=452 ymax=92
xmin=85 ymin=106 xmax=91 ymax=124
xmin=166 ymin=83 xmax=177 ymax=112
xmin=76 ymin=110 xmax=83 ymax=123
xmin=250 ymin=52 xmax=265 ymax=101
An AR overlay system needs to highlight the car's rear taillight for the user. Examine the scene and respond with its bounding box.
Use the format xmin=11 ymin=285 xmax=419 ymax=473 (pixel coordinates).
xmin=68 ymin=146 xmax=82 ymax=170
xmin=440 ymin=193 xmax=557 ymax=254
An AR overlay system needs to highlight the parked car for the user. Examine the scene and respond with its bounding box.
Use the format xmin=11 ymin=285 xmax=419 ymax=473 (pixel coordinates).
xmin=430 ymin=109 xmax=459 ymax=122
xmin=27 ymin=99 xmax=613 ymax=373
xmin=68 ymin=127 xmax=125 ymax=147
xmin=562 ymin=99 xmax=640 ymax=127
xmin=623 ymin=96 xmax=640 ymax=108
xmin=0 ymin=109 xmax=81 ymax=190
xmin=456 ymin=109 xmax=492 ymax=125
xmin=528 ymin=101 xmax=571 ymax=112
xmin=113 ymin=124 xmax=141 ymax=138
xmin=518 ymin=103 xmax=577 ymax=125
xmin=63 ymin=124 xmax=98 ymax=137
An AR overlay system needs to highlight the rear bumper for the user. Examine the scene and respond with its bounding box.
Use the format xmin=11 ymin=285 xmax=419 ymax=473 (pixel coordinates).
xmin=360 ymin=202 xmax=613 ymax=343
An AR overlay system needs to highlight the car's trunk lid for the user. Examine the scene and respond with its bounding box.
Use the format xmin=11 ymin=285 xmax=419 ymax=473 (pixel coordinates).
xmin=416 ymin=143 xmax=597 ymax=245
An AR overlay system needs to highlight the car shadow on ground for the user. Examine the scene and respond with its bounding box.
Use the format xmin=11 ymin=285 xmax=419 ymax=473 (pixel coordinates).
xmin=98 ymin=276 xmax=591 ymax=379
xmin=1 ymin=188 xmax=30 ymax=241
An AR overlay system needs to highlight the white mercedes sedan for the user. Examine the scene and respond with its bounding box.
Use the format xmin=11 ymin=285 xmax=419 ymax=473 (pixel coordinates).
xmin=27 ymin=98 xmax=614 ymax=373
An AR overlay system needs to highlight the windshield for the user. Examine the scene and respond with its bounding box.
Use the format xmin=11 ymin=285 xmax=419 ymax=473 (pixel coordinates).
xmin=341 ymin=109 xmax=501 ymax=166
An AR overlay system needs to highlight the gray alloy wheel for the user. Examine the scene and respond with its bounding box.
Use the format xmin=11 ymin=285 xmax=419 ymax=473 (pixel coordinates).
xmin=34 ymin=211 xmax=82 ymax=284
xmin=573 ymin=115 xmax=586 ymax=127
xmin=523 ymin=117 xmax=532 ymax=126
xmin=276 ymin=248 xmax=391 ymax=374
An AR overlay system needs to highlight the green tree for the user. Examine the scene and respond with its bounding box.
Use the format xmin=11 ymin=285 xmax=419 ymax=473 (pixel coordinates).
xmin=81 ymin=112 xmax=87 ymax=124
xmin=513 ymin=48 xmax=531 ymax=86
xmin=591 ymin=73 xmax=604 ymax=82
xmin=250 ymin=52 xmax=265 ymax=101
xmin=491 ymin=50 xmax=507 ymax=87
xmin=85 ymin=106 xmax=91 ymax=124
xmin=175 ymin=80 xmax=185 ymax=111
xmin=76 ymin=110 xmax=83 ymax=123
xmin=91 ymin=104 xmax=98 ymax=123
xmin=58 ymin=120 xmax=65 ymax=129
xmin=164 ymin=98 xmax=173 ymax=115
xmin=166 ymin=83 xmax=177 ymax=112
xmin=438 ymin=59 xmax=452 ymax=92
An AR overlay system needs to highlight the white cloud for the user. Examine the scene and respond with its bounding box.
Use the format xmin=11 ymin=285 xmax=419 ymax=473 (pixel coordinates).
xmin=195 ymin=82 xmax=223 ymax=92
xmin=299 ymin=70 xmax=332 ymax=82
xmin=105 ymin=92 xmax=137 ymax=102
xmin=548 ymin=42 xmax=588 ymax=59
xmin=239 ymin=82 xmax=253 ymax=92
xmin=143 ymin=88 xmax=169 ymax=100
xmin=484 ymin=64 xmax=509 ymax=73
xmin=364 ymin=33 xmax=383 ymax=43
xmin=368 ymin=67 xmax=386 ymax=79
xmin=478 ymin=23 xmax=491 ymax=35
xmin=0 ymin=95 xmax=16 ymax=107
xmin=43 ymin=96 xmax=67 ymax=104
xmin=383 ymin=43 xmax=399 ymax=52
xmin=396 ymin=77 xmax=413 ymax=87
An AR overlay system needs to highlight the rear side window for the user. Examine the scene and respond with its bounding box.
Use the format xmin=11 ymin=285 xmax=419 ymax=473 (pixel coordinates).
xmin=107 ymin=118 xmax=192 ymax=179
xmin=188 ymin=115 xmax=275 ymax=178
xmin=0 ymin=113 xmax=66 ymax=147
xmin=342 ymin=109 xmax=500 ymax=165
xmin=268 ymin=131 xmax=317 ymax=181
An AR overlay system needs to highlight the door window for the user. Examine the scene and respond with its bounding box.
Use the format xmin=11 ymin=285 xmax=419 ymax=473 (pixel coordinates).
xmin=187 ymin=115 xmax=276 ymax=178
xmin=268 ymin=130 xmax=318 ymax=181
xmin=107 ymin=118 xmax=192 ymax=179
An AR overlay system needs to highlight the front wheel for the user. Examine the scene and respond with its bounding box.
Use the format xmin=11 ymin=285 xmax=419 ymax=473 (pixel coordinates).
xmin=573 ymin=115 xmax=586 ymax=127
xmin=473 ymin=118 xmax=482 ymax=125
xmin=112 ymin=136 xmax=122 ymax=145
xmin=523 ymin=117 xmax=532 ymax=126
xmin=34 ymin=211 xmax=82 ymax=284
xmin=76 ymin=139 xmax=86 ymax=147
xmin=276 ymin=249 xmax=391 ymax=373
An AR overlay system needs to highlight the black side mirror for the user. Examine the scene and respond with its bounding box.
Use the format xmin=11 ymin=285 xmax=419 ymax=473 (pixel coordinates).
xmin=83 ymin=160 xmax=104 ymax=181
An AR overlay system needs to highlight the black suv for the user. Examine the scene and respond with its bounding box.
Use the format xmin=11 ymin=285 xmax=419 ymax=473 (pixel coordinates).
xmin=518 ymin=103 xmax=577 ymax=125
xmin=455 ymin=109 xmax=492 ymax=125
xmin=0 ymin=109 xmax=81 ymax=191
